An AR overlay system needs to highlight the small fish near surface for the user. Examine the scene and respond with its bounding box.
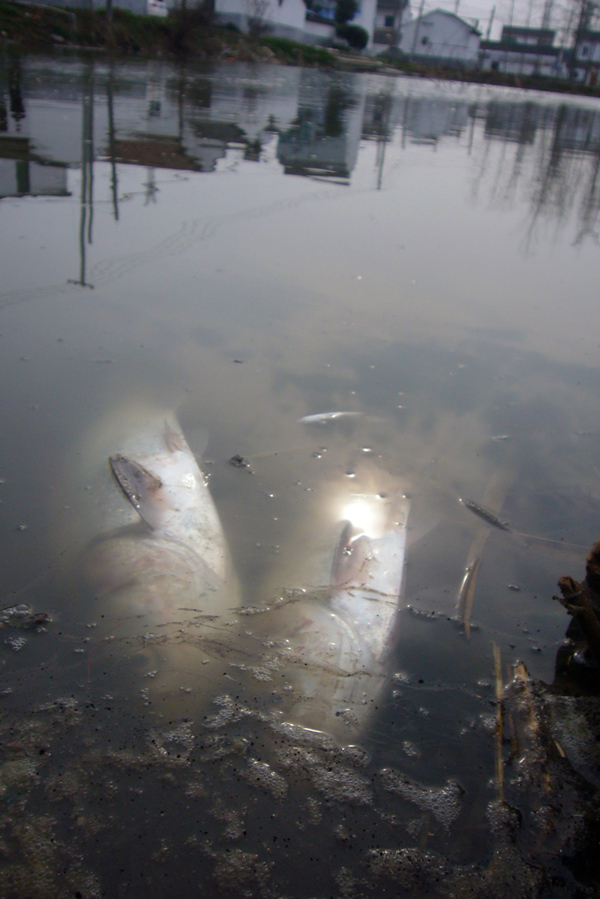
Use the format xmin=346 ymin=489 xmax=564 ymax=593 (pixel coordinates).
xmin=298 ymin=411 xmax=361 ymax=425
xmin=459 ymin=498 xmax=510 ymax=532
xmin=81 ymin=409 xmax=241 ymax=716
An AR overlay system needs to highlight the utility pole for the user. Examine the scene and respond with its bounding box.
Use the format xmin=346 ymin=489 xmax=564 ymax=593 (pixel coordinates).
xmin=485 ymin=4 xmax=495 ymax=39
xmin=541 ymin=0 xmax=553 ymax=30
xmin=410 ymin=0 xmax=426 ymax=57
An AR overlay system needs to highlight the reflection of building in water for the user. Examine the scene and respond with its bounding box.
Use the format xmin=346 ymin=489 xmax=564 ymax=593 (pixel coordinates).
xmin=552 ymin=105 xmax=600 ymax=152
xmin=0 ymin=58 xmax=70 ymax=199
xmin=0 ymin=136 xmax=69 ymax=199
xmin=484 ymin=101 xmax=541 ymax=145
xmin=400 ymin=96 xmax=470 ymax=144
xmin=179 ymin=65 xmax=300 ymax=167
xmin=483 ymin=100 xmax=600 ymax=153
xmin=5 ymin=56 xmax=600 ymax=242
xmin=277 ymin=74 xmax=367 ymax=181
xmin=362 ymin=93 xmax=470 ymax=146
xmin=0 ymin=59 xmax=301 ymax=180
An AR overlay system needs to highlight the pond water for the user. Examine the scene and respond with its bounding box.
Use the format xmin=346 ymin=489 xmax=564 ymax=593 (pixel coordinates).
xmin=1 ymin=53 xmax=600 ymax=897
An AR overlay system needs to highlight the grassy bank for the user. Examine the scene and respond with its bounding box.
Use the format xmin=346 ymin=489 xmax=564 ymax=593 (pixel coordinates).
xmin=1 ymin=0 xmax=600 ymax=97
xmin=0 ymin=0 xmax=338 ymax=64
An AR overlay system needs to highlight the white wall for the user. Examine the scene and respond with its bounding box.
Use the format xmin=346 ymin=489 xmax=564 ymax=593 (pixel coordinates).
xmin=215 ymin=0 xmax=307 ymax=39
xmin=353 ymin=0 xmax=377 ymax=43
xmin=399 ymin=10 xmax=479 ymax=64
xmin=480 ymin=47 xmax=564 ymax=78
xmin=216 ymin=0 xmax=377 ymax=46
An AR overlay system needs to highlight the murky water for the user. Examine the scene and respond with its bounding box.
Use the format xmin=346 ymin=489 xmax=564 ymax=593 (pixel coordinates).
xmin=1 ymin=54 xmax=600 ymax=897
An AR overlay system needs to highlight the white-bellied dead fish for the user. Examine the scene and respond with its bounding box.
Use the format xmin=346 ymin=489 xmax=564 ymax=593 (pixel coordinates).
xmin=80 ymin=409 xmax=241 ymax=715
xmin=249 ymin=489 xmax=409 ymax=742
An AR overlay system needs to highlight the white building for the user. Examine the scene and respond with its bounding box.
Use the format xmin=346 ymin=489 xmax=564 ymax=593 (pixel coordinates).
xmin=479 ymin=25 xmax=564 ymax=78
xmin=398 ymin=8 xmax=481 ymax=67
xmin=372 ymin=0 xmax=407 ymax=50
xmin=215 ymin=0 xmax=379 ymax=48
xmin=572 ymin=30 xmax=600 ymax=84
xmin=214 ymin=0 xmax=308 ymax=43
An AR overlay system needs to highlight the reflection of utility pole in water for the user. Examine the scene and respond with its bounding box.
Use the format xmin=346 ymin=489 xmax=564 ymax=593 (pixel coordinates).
xmin=401 ymin=95 xmax=410 ymax=149
xmin=373 ymin=92 xmax=392 ymax=190
xmin=78 ymin=62 xmax=94 ymax=287
xmin=8 ymin=55 xmax=26 ymax=129
xmin=467 ymin=104 xmax=476 ymax=155
xmin=176 ymin=64 xmax=186 ymax=146
xmin=106 ymin=64 xmax=119 ymax=222
xmin=144 ymin=168 xmax=158 ymax=204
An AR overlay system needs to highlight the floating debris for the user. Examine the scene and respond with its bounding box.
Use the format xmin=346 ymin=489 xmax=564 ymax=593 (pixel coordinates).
xmin=228 ymin=454 xmax=251 ymax=470
xmin=4 ymin=635 xmax=27 ymax=652
xmin=0 ymin=604 xmax=49 ymax=630
xmin=380 ymin=769 xmax=463 ymax=828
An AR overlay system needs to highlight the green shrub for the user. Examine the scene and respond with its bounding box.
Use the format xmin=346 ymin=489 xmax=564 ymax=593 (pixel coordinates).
xmin=335 ymin=22 xmax=368 ymax=50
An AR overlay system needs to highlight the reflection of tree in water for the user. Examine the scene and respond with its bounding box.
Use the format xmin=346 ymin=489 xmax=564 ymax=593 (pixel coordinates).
xmin=322 ymin=85 xmax=352 ymax=138
xmin=473 ymin=100 xmax=600 ymax=245
xmin=527 ymin=104 xmax=600 ymax=245
xmin=289 ymin=84 xmax=354 ymax=140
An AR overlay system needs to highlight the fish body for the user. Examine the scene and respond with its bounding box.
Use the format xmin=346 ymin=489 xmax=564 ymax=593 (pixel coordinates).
xmin=80 ymin=409 xmax=240 ymax=714
xmin=252 ymin=491 xmax=409 ymax=742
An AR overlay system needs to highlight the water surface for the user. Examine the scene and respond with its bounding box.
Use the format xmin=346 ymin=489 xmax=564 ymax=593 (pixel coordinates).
xmin=1 ymin=55 xmax=600 ymax=897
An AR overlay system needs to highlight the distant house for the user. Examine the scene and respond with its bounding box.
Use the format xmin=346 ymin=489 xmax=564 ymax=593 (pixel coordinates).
xmin=397 ymin=9 xmax=481 ymax=67
xmin=214 ymin=0 xmax=379 ymax=47
xmin=479 ymin=25 xmax=564 ymax=78
xmin=214 ymin=0 xmax=308 ymax=43
xmin=372 ymin=0 xmax=408 ymax=49
xmin=572 ymin=30 xmax=600 ymax=84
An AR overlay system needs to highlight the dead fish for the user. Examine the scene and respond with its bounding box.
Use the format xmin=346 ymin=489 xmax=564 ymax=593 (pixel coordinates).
xmin=330 ymin=496 xmax=409 ymax=667
xmin=251 ymin=491 xmax=409 ymax=742
xmin=298 ymin=412 xmax=361 ymax=425
xmin=460 ymin=498 xmax=510 ymax=532
xmin=82 ymin=410 xmax=240 ymax=713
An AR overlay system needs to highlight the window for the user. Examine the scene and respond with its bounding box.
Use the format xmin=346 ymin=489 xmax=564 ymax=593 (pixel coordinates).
xmin=421 ymin=35 xmax=429 ymax=45
xmin=384 ymin=15 xmax=394 ymax=27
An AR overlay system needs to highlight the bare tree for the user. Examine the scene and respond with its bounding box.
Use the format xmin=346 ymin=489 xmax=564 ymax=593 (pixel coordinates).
xmin=247 ymin=0 xmax=270 ymax=35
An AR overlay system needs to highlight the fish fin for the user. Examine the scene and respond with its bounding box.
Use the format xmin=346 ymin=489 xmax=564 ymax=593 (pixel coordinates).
xmin=331 ymin=522 xmax=371 ymax=589
xmin=164 ymin=419 xmax=187 ymax=454
xmin=109 ymin=454 xmax=167 ymax=529
xmin=165 ymin=417 xmax=208 ymax=459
